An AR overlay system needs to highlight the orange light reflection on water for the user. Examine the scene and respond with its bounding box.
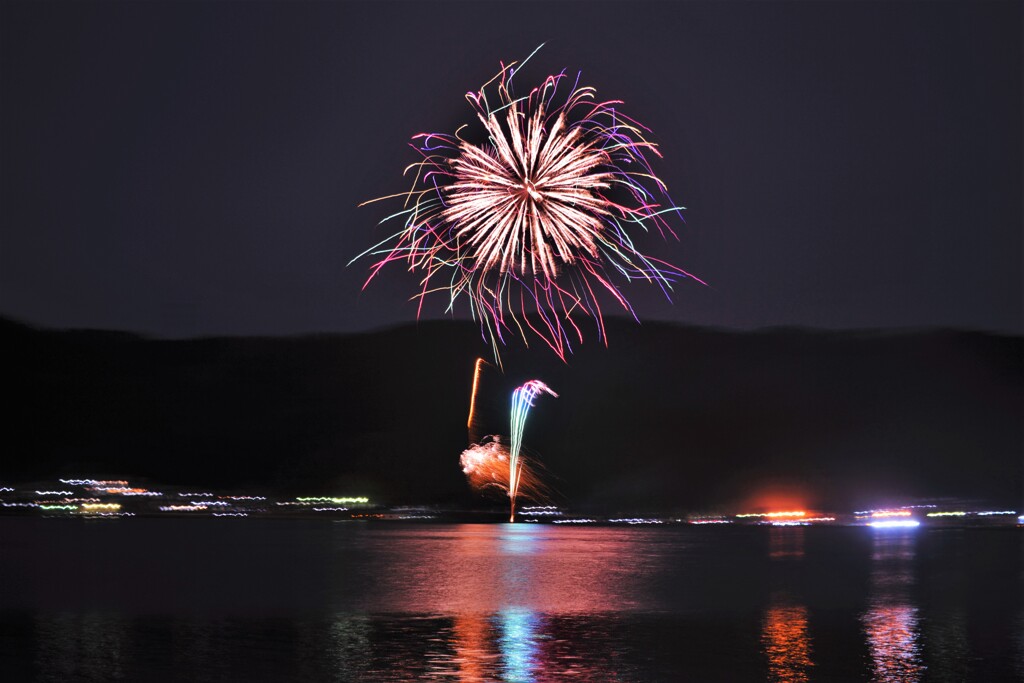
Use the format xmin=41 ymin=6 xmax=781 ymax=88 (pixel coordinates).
xmin=452 ymin=614 xmax=497 ymax=683
xmin=769 ymin=526 xmax=806 ymax=560
xmin=371 ymin=524 xmax=652 ymax=613
xmin=762 ymin=601 xmax=813 ymax=683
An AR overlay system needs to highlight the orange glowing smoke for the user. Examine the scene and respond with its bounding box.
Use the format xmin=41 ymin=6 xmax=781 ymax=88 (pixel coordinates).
xmin=734 ymin=482 xmax=811 ymax=517
xmin=460 ymin=437 xmax=547 ymax=503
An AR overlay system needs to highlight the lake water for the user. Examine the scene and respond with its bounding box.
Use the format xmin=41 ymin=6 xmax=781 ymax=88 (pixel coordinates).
xmin=0 ymin=519 xmax=1021 ymax=681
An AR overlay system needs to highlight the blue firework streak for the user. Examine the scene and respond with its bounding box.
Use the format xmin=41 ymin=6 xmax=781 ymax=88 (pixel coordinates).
xmin=508 ymin=379 xmax=557 ymax=522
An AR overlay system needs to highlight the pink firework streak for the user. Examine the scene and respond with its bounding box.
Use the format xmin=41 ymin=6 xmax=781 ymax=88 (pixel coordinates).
xmin=354 ymin=45 xmax=703 ymax=360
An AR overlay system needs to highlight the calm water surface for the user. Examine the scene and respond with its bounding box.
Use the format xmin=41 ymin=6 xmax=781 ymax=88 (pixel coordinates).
xmin=0 ymin=519 xmax=1021 ymax=681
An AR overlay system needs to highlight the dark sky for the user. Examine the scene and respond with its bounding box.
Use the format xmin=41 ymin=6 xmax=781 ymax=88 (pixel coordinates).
xmin=1 ymin=0 xmax=1020 ymax=339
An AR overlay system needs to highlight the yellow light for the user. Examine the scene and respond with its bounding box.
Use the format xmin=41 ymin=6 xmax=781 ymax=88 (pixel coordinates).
xmin=81 ymin=503 xmax=121 ymax=512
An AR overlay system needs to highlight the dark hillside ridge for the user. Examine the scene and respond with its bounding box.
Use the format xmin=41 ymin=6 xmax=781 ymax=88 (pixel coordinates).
xmin=3 ymin=317 xmax=1020 ymax=511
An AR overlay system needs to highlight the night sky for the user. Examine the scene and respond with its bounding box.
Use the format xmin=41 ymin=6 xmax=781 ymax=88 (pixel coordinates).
xmin=1 ymin=0 xmax=1020 ymax=339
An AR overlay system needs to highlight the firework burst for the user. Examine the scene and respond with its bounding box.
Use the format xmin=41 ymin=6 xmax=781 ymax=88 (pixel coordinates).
xmin=355 ymin=45 xmax=701 ymax=360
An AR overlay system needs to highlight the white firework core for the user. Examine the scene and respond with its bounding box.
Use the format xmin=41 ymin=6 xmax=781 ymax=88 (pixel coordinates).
xmin=443 ymin=102 xmax=613 ymax=280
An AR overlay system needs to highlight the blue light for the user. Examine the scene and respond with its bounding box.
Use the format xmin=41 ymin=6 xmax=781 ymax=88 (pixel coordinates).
xmin=868 ymin=520 xmax=920 ymax=529
xmin=498 ymin=607 xmax=540 ymax=682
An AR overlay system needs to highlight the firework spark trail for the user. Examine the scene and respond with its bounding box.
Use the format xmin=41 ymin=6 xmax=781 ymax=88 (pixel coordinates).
xmin=508 ymin=380 xmax=557 ymax=522
xmin=354 ymin=46 xmax=703 ymax=361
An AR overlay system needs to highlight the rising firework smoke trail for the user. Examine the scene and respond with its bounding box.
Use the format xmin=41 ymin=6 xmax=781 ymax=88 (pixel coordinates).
xmin=354 ymin=45 xmax=703 ymax=361
xmin=467 ymin=358 xmax=489 ymax=445
xmin=508 ymin=380 xmax=557 ymax=522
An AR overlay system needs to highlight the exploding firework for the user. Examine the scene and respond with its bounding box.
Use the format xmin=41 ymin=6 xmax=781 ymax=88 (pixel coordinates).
xmin=354 ymin=45 xmax=702 ymax=361
xmin=459 ymin=437 xmax=548 ymax=507
xmin=508 ymin=380 xmax=557 ymax=522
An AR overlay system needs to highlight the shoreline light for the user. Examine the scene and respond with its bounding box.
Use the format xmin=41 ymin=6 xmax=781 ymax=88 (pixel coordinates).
xmin=295 ymin=497 xmax=369 ymax=505
xmin=871 ymin=510 xmax=911 ymax=518
xmin=736 ymin=511 xmax=807 ymax=519
xmin=868 ymin=519 xmax=920 ymax=529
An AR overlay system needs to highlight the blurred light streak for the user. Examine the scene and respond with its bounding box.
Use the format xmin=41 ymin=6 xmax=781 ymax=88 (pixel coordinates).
xmin=519 ymin=506 xmax=562 ymax=516
xmin=80 ymin=503 xmax=121 ymax=512
xmin=737 ymin=511 xmax=807 ymax=519
xmin=78 ymin=512 xmax=134 ymax=517
xmin=869 ymin=520 xmax=920 ymax=529
xmin=295 ymin=497 xmax=369 ymax=504
xmin=102 ymin=488 xmax=161 ymax=496
xmin=609 ymin=518 xmax=664 ymax=524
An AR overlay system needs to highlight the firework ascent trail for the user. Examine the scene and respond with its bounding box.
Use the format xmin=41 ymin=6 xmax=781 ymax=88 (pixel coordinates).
xmin=353 ymin=45 xmax=703 ymax=361
xmin=466 ymin=357 xmax=489 ymax=445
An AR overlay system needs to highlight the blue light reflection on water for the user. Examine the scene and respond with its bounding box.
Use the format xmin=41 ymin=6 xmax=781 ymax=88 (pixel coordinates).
xmin=498 ymin=607 xmax=541 ymax=683
xmin=497 ymin=524 xmax=541 ymax=682
xmin=499 ymin=522 xmax=544 ymax=555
